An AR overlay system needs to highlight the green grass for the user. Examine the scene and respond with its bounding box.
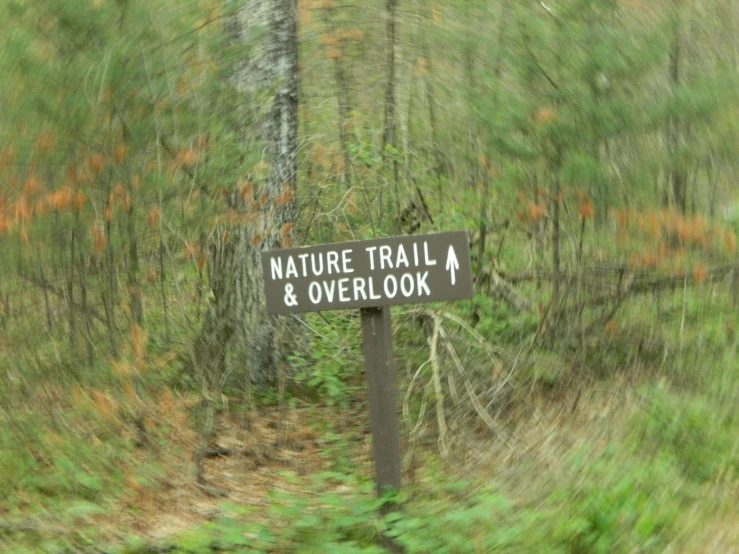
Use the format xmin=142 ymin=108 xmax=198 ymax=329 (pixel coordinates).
xmin=2 ymin=245 xmax=739 ymax=553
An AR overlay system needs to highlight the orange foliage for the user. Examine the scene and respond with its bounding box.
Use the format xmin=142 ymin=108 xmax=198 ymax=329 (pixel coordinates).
xmin=0 ymin=215 xmax=9 ymax=235
xmin=183 ymin=242 xmax=200 ymax=259
xmin=73 ymin=191 xmax=86 ymax=212
xmin=693 ymin=265 xmax=708 ymax=284
xmin=89 ymin=154 xmax=105 ymax=175
xmin=67 ymin=164 xmax=77 ymax=183
xmin=529 ymin=203 xmax=548 ymax=222
xmin=241 ymin=182 xmax=254 ymax=203
xmin=615 ymin=209 xmax=630 ymax=229
xmin=724 ymin=231 xmax=737 ymax=253
xmin=92 ymin=225 xmax=105 ymax=254
xmin=13 ymin=197 xmax=31 ymax=225
xmin=578 ymin=197 xmax=594 ymax=220
xmin=275 ymin=187 xmax=294 ymax=206
xmin=48 ymin=187 xmax=73 ymax=210
xmin=34 ymin=197 xmax=48 ymax=217
xmin=132 ymin=175 xmax=141 ymax=190
xmin=535 ymin=107 xmax=557 ymax=123
xmin=112 ymin=183 xmax=126 ymax=200
xmin=319 ymin=33 xmax=339 ymax=47
xmin=336 ymin=29 xmax=363 ymax=41
xmin=91 ymin=389 xmax=118 ymax=422
xmin=640 ymin=251 xmax=658 ymax=269
xmin=35 ymin=131 xmax=54 ymax=152
xmin=516 ymin=191 xmax=547 ymax=223
xmin=115 ymin=144 xmax=127 ymax=165
xmin=281 ymin=222 xmax=294 ymax=236
xmin=131 ymin=324 xmax=148 ymax=371
xmin=176 ymin=148 xmax=199 ymax=168
xmin=414 ymin=57 xmax=428 ymax=77
xmin=24 ymin=173 xmax=44 ymax=196
xmin=148 ymin=208 xmax=160 ymax=229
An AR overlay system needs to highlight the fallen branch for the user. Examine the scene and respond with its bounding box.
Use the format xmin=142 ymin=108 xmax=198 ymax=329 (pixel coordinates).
xmin=437 ymin=321 xmax=513 ymax=446
xmin=477 ymin=266 xmax=534 ymax=313
xmin=426 ymin=314 xmax=448 ymax=457
xmin=411 ymin=308 xmax=514 ymax=446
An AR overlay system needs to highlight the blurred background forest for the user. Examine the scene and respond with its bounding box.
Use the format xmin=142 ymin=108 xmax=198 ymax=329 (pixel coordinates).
xmin=1 ymin=0 xmax=739 ymax=552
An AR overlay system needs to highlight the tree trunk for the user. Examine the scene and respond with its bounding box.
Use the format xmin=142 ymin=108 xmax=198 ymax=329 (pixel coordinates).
xmin=195 ymin=0 xmax=299 ymax=392
xmin=68 ymin=227 xmax=77 ymax=360
xmin=667 ymin=0 xmax=686 ymax=213
xmin=381 ymin=0 xmax=400 ymax=224
xmin=382 ymin=0 xmax=398 ymax=152
xmin=422 ymin=6 xmax=443 ymax=206
xmin=324 ymin=4 xmax=353 ymax=188
xmin=126 ymin=199 xmax=143 ymax=326
xmin=103 ymin=189 xmax=118 ymax=357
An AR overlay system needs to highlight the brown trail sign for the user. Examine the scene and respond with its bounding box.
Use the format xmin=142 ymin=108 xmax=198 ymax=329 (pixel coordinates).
xmin=262 ymin=231 xmax=473 ymax=494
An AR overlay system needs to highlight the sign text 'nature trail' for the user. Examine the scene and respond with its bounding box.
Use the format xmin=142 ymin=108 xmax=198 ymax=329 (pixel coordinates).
xmin=262 ymin=231 xmax=473 ymax=315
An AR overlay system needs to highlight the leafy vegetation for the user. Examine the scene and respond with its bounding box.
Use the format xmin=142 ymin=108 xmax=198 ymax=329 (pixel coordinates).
xmin=2 ymin=0 xmax=739 ymax=552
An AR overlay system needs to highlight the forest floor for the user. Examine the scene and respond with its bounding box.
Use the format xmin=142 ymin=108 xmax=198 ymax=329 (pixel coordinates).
xmin=108 ymin=406 xmax=366 ymax=542
xmin=3 ymin=297 xmax=739 ymax=553
xmin=60 ymin=374 xmax=739 ymax=552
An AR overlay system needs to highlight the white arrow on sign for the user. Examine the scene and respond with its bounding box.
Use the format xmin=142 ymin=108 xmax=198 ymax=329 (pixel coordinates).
xmin=446 ymin=245 xmax=459 ymax=285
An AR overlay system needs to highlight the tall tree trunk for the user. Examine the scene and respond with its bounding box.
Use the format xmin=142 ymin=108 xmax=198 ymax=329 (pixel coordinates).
xmin=103 ymin=188 xmax=118 ymax=357
xmin=422 ymin=6 xmax=443 ymax=206
xmin=381 ymin=0 xmax=400 ymax=224
xmin=324 ymin=4 xmax=353 ymax=188
xmin=477 ymin=0 xmax=507 ymax=273
xmin=77 ymin=236 xmax=94 ymax=368
xmin=126 ymin=195 xmax=143 ymax=326
xmin=192 ymin=0 xmax=299 ymax=483
xmin=68 ymin=228 xmax=77 ymax=360
xmin=196 ymin=0 xmax=299 ymax=391
xmin=382 ymin=0 xmax=398 ymax=152
xmin=667 ymin=0 xmax=686 ymax=213
xmin=551 ymin=174 xmax=562 ymax=316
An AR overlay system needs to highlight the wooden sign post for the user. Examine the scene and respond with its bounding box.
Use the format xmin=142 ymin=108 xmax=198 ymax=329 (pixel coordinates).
xmin=262 ymin=231 xmax=473 ymax=494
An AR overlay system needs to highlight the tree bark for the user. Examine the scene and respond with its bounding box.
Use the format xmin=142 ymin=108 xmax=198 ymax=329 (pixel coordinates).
xmin=667 ymin=0 xmax=686 ymax=213
xmin=422 ymin=6 xmax=443 ymax=206
xmin=381 ymin=0 xmax=400 ymax=224
xmin=195 ymin=0 xmax=299 ymax=393
xmin=125 ymin=183 xmax=143 ymax=327
xmin=382 ymin=0 xmax=398 ymax=153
